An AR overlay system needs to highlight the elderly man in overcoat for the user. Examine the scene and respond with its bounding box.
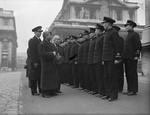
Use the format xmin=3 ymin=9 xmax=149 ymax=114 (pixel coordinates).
xmin=28 ymin=26 xmax=42 ymax=96
xmin=39 ymin=31 xmax=59 ymax=97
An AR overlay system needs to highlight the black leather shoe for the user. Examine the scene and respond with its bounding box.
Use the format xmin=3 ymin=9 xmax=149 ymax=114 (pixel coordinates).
xmin=127 ymin=92 xmax=137 ymax=96
xmin=101 ymin=96 xmax=109 ymax=99
xmin=32 ymin=93 xmax=40 ymax=96
xmin=108 ymin=98 xmax=117 ymax=102
xmin=56 ymin=90 xmax=62 ymax=93
xmin=42 ymin=94 xmax=51 ymax=98
xmin=122 ymin=92 xmax=130 ymax=95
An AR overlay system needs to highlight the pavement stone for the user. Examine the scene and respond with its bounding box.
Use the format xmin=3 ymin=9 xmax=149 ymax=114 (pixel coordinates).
xmin=0 ymin=72 xmax=21 ymax=115
xmin=19 ymin=71 xmax=150 ymax=114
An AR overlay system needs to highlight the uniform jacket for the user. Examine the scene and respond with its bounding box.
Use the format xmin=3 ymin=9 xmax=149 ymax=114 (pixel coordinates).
xmin=102 ymin=28 xmax=121 ymax=61
xmin=93 ymin=34 xmax=104 ymax=63
xmin=69 ymin=42 xmax=79 ymax=63
xmin=123 ymin=30 xmax=142 ymax=59
xmin=28 ymin=36 xmax=41 ymax=64
xmin=87 ymin=37 xmax=96 ymax=64
xmin=82 ymin=39 xmax=90 ymax=64
xmin=28 ymin=36 xmax=41 ymax=80
xmin=77 ymin=41 xmax=84 ymax=64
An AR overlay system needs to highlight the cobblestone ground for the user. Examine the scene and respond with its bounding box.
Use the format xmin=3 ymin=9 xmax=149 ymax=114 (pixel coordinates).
xmin=0 ymin=72 xmax=21 ymax=114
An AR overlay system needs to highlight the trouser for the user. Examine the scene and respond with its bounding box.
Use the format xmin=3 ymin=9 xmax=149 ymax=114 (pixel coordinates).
xmin=73 ymin=64 xmax=79 ymax=88
xmin=88 ymin=64 xmax=96 ymax=92
xmin=95 ymin=63 xmax=105 ymax=95
xmin=57 ymin=64 xmax=62 ymax=91
xmin=83 ymin=64 xmax=89 ymax=90
xmin=62 ymin=63 xmax=69 ymax=84
xmin=116 ymin=61 xmax=124 ymax=92
xmin=104 ymin=61 xmax=118 ymax=99
xmin=78 ymin=64 xmax=84 ymax=88
xmin=68 ymin=64 xmax=73 ymax=85
xmin=124 ymin=59 xmax=138 ymax=93
xmin=30 ymin=79 xmax=41 ymax=94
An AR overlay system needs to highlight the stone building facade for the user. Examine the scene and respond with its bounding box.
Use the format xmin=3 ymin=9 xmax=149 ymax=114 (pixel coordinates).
xmin=141 ymin=0 xmax=150 ymax=76
xmin=0 ymin=8 xmax=17 ymax=71
xmin=49 ymin=0 xmax=144 ymax=39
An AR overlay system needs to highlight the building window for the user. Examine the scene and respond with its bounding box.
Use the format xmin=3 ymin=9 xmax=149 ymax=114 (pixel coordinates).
xmin=129 ymin=10 xmax=135 ymax=21
xmin=2 ymin=41 xmax=9 ymax=51
xmin=3 ymin=19 xmax=10 ymax=26
xmin=116 ymin=9 xmax=122 ymax=21
xmin=78 ymin=7 xmax=90 ymax=19
xmin=90 ymin=8 xmax=96 ymax=19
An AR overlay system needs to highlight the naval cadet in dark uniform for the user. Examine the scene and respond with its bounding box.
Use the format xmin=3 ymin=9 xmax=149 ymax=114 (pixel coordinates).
xmin=113 ymin=25 xmax=124 ymax=93
xmin=123 ymin=20 xmax=142 ymax=96
xmin=101 ymin=17 xmax=121 ymax=101
xmin=80 ymin=31 xmax=90 ymax=90
xmin=69 ymin=36 xmax=80 ymax=88
xmin=93 ymin=24 xmax=105 ymax=96
xmin=77 ymin=32 xmax=87 ymax=89
xmin=87 ymin=28 xmax=97 ymax=93
xmin=28 ymin=26 xmax=43 ymax=96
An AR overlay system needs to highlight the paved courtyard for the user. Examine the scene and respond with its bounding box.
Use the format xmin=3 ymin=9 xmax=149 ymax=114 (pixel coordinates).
xmin=20 ymin=71 xmax=150 ymax=115
xmin=0 ymin=71 xmax=149 ymax=115
xmin=0 ymin=72 xmax=21 ymax=114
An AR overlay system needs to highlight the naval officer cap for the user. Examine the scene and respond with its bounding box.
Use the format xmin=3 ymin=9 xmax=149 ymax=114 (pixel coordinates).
xmin=32 ymin=26 xmax=43 ymax=32
xmin=89 ymin=27 xmax=96 ymax=32
xmin=102 ymin=17 xmax=116 ymax=24
xmin=96 ymin=23 xmax=104 ymax=31
xmin=124 ymin=20 xmax=137 ymax=28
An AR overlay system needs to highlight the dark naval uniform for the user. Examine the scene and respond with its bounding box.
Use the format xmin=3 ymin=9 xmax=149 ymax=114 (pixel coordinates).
xmin=87 ymin=34 xmax=97 ymax=92
xmin=28 ymin=36 xmax=41 ymax=95
xmin=123 ymin=20 xmax=142 ymax=95
xmin=70 ymin=42 xmax=80 ymax=88
xmin=102 ymin=17 xmax=121 ymax=101
xmin=81 ymin=39 xmax=90 ymax=90
xmin=113 ymin=25 xmax=124 ymax=93
xmin=63 ymin=43 xmax=70 ymax=84
xmin=77 ymin=39 xmax=85 ymax=89
xmin=93 ymin=33 xmax=104 ymax=95
xmin=102 ymin=27 xmax=121 ymax=100
xmin=123 ymin=27 xmax=142 ymax=95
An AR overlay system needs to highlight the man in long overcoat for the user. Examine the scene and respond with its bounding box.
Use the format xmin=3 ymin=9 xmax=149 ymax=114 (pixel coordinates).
xmin=39 ymin=31 xmax=59 ymax=97
xmin=28 ymin=26 xmax=42 ymax=96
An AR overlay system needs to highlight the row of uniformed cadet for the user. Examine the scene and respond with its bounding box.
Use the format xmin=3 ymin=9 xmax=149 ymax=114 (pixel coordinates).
xmin=58 ymin=17 xmax=141 ymax=101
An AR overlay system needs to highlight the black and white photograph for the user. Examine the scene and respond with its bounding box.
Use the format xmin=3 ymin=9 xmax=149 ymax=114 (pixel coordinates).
xmin=0 ymin=0 xmax=150 ymax=114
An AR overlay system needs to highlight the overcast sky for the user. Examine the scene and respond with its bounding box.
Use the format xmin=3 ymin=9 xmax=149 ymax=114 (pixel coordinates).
xmin=0 ymin=0 xmax=63 ymax=53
